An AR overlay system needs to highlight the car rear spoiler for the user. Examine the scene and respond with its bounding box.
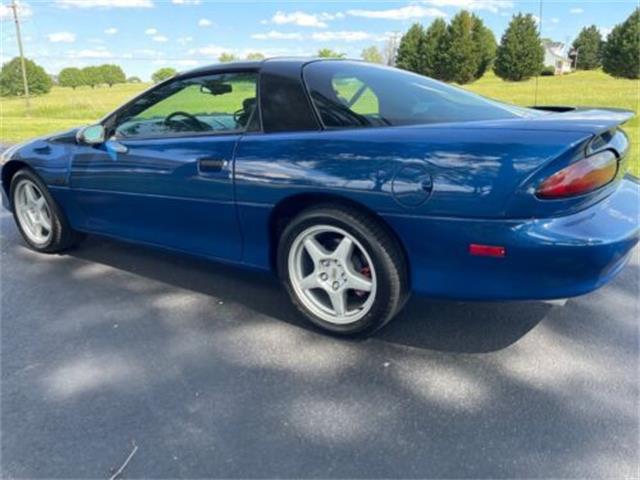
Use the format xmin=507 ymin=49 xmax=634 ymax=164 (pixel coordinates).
xmin=530 ymin=106 xmax=635 ymax=123
xmin=522 ymin=106 xmax=636 ymax=135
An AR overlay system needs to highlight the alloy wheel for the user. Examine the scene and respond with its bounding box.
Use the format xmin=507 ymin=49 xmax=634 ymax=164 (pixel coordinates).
xmin=288 ymin=225 xmax=377 ymax=325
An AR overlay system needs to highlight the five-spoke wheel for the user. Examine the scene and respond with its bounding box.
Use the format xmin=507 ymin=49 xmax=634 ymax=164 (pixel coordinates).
xmin=279 ymin=205 xmax=408 ymax=336
xmin=14 ymin=179 xmax=53 ymax=246
xmin=10 ymin=168 xmax=83 ymax=253
xmin=289 ymin=225 xmax=377 ymax=325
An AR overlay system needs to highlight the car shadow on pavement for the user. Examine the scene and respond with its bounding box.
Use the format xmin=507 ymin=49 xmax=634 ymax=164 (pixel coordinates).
xmin=68 ymin=235 xmax=549 ymax=353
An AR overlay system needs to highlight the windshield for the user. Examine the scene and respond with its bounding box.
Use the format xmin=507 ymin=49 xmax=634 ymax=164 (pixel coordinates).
xmin=303 ymin=61 xmax=541 ymax=129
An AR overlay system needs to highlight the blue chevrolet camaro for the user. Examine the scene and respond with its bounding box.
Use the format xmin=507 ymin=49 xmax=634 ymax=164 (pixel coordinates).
xmin=2 ymin=58 xmax=638 ymax=335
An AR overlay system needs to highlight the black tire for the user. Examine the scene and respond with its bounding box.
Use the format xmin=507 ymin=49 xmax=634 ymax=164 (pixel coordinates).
xmin=10 ymin=168 xmax=83 ymax=253
xmin=278 ymin=204 xmax=409 ymax=336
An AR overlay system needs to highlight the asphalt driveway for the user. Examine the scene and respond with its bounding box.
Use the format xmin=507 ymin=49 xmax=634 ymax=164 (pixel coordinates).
xmin=1 ymin=206 xmax=638 ymax=478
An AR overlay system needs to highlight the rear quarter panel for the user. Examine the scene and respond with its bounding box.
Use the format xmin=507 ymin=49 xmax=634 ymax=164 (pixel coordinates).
xmin=234 ymin=125 xmax=592 ymax=268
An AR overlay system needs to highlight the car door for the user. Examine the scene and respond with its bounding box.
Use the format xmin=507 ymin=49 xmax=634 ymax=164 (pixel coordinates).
xmin=69 ymin=71 xmax=259 ymax=261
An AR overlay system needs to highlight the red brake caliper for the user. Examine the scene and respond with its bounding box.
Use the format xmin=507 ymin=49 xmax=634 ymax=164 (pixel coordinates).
xmin=355 ymin=266 xmax=371 ymax=297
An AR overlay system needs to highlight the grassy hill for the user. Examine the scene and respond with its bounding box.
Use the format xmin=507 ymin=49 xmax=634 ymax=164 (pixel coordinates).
xmin=0 ymin=70 xmax=637 ymax=175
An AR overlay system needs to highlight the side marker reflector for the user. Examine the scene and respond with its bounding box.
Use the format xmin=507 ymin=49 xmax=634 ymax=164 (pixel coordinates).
xmin=469 ymin=244 xmax=506 ymax=258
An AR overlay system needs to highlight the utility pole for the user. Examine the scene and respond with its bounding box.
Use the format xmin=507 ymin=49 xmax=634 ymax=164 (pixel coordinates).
xmin=9 ymin=0 xmax=31 ymax=112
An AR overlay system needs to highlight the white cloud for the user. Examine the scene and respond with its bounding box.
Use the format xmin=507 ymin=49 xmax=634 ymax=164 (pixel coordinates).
xmin=104 ymin=27 xmax=118 ymax=34
xmin=177 ymin=36 xmax=193 ymax=45
xmin=311 ymin=31 xmax=373 ymax=42
xmin=172 ymin=0 xmax=201 ymax=4
xmin=426 ymin=0 xmax=512 ymax=14
xmin=550 ymin=17 xmax=559 ymax=24
xmin=56 ymin=0 xmax=153 ymax=8
xmin=48 ymin=32 xmax=76 ymax=43
xmin=532 ymin=15 xmax=540 ymax=25
xmin=69 ymin=48 xmax=114 ymax=58
xmin=144 ymin=28 xmax=158 ymax=35
xmin=152 ymin=35 xmax=168 ymax=42
xmin=133 ymin=48 xmax=163 ymax=57
xmin=598 ymin=26 xmax=612 ymax=37
xmin=251 ymin=30 xmax=304 ymax=40
xmin=191 ymin=44 xmax=226 ymax=57
xmin=198 ymin=18 xmax=212 ymax=27
xmin=268 ymin=11 xmax=341 ymax=28
xmin=0 ymin=1 xmax=32 ymax=20
xmin=347 ymin=5 xmax=447 ymax=20
xmin=570 ymin=7 xmax=584 ymax=14
xmin=175 ymin=59 xmax=200 ymax=66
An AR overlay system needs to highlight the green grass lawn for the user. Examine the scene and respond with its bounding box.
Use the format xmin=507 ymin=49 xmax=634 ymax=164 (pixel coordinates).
xmin=1 ymin=70 xmax=638 ymax=175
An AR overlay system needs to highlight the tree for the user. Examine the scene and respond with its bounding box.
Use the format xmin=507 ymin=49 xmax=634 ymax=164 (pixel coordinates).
xmin=58 ymin=67 xmax=85 ymax=89
xmin=81 ymin=66 xmax=103 ymax=88
xmin=494 ymin=13 xmax=544 ymax=81
xmin=0 ymin=57 xmax=52 ymax=96
xmin=572 ymin=25 xmax=603 ymax=70
xmin=472 ymin=15 xmax=497 ymax=79
xmin=127 ymin=76 xmax=142 ymax=83
xmin=603 ymin=8 xmax=640 ymax=79
xmin=246 ymin=52 xmax=265 ymax=60
xmin=317 ymin=48 xmax=346 ymax=58
xmin=218 ymin=52 xmax=238 ymax=63
xmin=151 ymin=67 xmax=177 ymax=83
xmin=99 ymin=64 xmax=126 ymax=87
xmin=383 ymin=33 xmax=401 ymax=66
xmin=440 ymin=11 xmax=479 ymax=84
xmin=395 ymin=23 xmax=426 ymax=74
xmin=422 ymin=18 xmax=448 ymax=79
xmin=361 ymin=45 xmax=384 ymax=64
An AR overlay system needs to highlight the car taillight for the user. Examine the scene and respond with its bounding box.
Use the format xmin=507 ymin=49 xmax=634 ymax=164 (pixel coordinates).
xmin=536 ymin=150 xmax=618 ymax=199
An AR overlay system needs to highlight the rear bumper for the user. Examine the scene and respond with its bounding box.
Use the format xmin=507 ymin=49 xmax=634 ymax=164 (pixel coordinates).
xmin=385 ymin=177 xmax=639 ymax=300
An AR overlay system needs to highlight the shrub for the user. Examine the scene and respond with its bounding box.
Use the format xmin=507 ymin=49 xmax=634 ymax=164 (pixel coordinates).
xmin=540 ymin=66 xmax=555 ymax=76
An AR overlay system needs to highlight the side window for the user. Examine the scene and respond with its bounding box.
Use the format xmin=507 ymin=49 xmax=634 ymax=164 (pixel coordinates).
xmin=331 ymin=76 xmax=379 ymax=116
xmin=307 ymin=72 xmax=385 ymax=129
xmin=114 ymin=72 xmax=258 ymax=139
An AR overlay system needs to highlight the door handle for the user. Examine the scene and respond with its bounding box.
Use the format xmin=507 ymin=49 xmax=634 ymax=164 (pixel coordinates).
xmin=198 ymin=157 xmax=226 ymax=173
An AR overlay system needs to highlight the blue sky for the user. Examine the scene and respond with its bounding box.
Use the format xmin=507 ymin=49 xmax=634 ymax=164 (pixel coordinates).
xmin=1 ymin=0 xmax=637 ymax=80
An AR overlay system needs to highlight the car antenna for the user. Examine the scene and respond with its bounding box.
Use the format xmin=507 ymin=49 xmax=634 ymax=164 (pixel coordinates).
xmin=534 ymin=0 xmax=543 ymax=107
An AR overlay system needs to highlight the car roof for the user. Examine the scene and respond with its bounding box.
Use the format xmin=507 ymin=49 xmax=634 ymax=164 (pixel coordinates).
xmin=175 ymin=57 xmax=344 ymax=79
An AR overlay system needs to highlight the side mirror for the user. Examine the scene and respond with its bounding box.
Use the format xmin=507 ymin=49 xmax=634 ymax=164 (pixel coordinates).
xmin=77 ymin=124 xmax=106 ymax=145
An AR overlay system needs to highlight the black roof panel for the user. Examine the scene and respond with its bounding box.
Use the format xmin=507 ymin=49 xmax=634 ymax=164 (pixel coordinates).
xmin=174 ymin=57 xmax=348 ymax=79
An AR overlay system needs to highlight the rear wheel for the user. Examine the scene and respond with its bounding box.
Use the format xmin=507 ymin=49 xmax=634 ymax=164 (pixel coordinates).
xmin=10 ymin=169 xmax=83 ymax=253
xmin=278 ymin=205 xmax=408 ymax=336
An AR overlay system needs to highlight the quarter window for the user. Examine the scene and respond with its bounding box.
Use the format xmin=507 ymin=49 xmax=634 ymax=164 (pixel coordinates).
xmin=304 ymin=61 xmax=540 ymax=129
xmin=114 ymin=72 xmax=258 ymax=139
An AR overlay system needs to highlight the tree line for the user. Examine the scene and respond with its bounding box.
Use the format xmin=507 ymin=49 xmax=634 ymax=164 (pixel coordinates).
xmin=0 ymin=7 xmax=637 ymax=97
xmin=58 ymin=64 xmax=127 ymax=89
xmin=394 ymin=7 xmax=639 ymax=82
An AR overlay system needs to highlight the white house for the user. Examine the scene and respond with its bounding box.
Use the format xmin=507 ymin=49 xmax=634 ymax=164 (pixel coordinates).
xmin=543 ymin=40 xmax=573 ymax=74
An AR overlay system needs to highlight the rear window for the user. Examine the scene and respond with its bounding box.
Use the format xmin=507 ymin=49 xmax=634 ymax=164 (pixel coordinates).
xmin=303 ymin=61 xmax=539 ymax=129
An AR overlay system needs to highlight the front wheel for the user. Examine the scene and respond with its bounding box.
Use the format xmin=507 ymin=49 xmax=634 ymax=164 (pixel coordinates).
xmin=278 ymin=205 xmax=409 ymax=336
xmin=10 ymin=169 xmax=83 ymax=253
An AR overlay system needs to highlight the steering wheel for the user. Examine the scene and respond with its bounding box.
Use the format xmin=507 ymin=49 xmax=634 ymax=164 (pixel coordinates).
xmin=233 ymin=107 xmax=245 ymax=124
xmin=164 ymin=111 xmax=211 ymax=132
